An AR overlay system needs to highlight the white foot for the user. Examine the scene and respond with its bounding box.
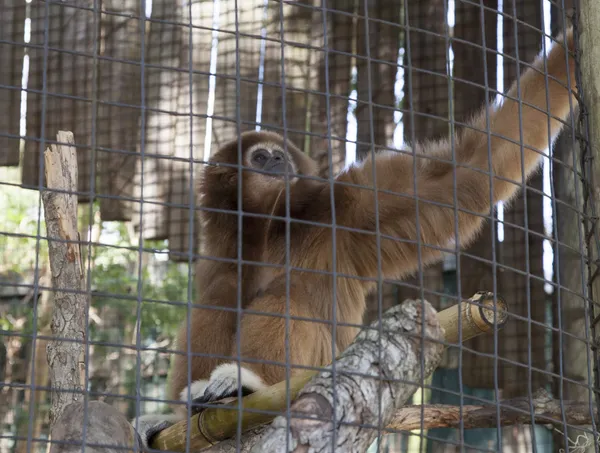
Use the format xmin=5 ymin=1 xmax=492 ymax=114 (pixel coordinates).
xmin=178 ymin=379 xmax=209 ymax=402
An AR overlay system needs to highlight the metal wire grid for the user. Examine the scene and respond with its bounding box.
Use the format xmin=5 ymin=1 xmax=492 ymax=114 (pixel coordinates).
xmin=0 ymin=0 xmax=597 ymax=452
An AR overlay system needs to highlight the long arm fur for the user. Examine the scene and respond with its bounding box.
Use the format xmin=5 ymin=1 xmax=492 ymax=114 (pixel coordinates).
xmin=330 ymin=28 xmax=577 ymax=282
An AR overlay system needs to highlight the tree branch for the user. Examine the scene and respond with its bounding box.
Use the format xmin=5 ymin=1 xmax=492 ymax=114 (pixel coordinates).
xmin=388 ymin=389 xmax=598 ymax=431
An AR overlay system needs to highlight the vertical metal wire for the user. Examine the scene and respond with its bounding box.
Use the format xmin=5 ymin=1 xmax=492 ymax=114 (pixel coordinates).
xmin=503 ymin=2 xmax=538 ymax=450
xmin=233 ymin=0 xmax=244 ymax=450
xmin=183 ymin=1 xmax=197 ymax=452
xmin=80 ymin=0 xmax=101 ymax=452
xmin=26 ymin=0 xmax=51 ymax=451
xmin=439 ymin=0 xmax=470 ymax=450
xmin=274 ymin=3 xmax=293 ymax=451
xmin=472 ymin=0 xmax=504 ymax=450
xmin=131 ymin=1 xmax=149 ymax=453
xmin=539 ymin=6 xmax=571 ymax=450
xmin=317 ymin=3 xmax=342 ymax=450
xmin=359 ymin=2 xmax=387 ymax=450
xmin=402 ymin=4 xmax=432 ymax=450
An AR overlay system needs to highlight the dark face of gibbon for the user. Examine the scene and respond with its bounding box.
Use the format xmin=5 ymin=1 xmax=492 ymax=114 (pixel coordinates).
xmin=200 ymin=131 xmax=318 ymax=210
xmin=247 ymin=144 xmax=295 ymax=177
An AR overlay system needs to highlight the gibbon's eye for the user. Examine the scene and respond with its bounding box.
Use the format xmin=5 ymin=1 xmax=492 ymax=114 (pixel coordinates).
xmin=252 ymin=149 xmax=270 ymax=166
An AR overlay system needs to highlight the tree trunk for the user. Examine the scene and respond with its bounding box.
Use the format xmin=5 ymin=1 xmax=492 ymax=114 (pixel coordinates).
xmin=552 ymin=130 xmax=596 ymax=451
xmin=549 ymin=4 xmax=593 ymax=451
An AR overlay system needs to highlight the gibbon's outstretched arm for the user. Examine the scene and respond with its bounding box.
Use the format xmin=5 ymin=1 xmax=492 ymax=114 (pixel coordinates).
xmin=332 ymin=28 xmax=577 ymax=284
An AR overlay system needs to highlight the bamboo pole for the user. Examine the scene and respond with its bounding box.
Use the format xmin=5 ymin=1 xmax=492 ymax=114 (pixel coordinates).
xmin=150 ymin=291 xmax=508 ymax=451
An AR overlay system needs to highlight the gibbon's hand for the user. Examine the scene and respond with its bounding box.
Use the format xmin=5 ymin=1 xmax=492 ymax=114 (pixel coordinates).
xmin=188 ymin=363 xmax=267 ymax=409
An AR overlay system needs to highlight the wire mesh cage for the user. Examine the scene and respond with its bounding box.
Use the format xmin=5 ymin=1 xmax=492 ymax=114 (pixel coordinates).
xmin=1 ymin=0 xmax=599 ymax=452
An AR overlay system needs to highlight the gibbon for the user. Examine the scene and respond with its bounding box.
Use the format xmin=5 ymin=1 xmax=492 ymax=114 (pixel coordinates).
xmin=134 ymin=27 xmax=578 ymax=444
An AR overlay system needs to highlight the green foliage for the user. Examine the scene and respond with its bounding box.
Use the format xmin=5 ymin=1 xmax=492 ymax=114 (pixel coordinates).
xmin=0 ymin=168 xmax=49 ymax=276
xmin=0 ymin=170 xmax=189 ymax=345
xmin=0 ymin=168 xmax=49 ymax=334
xmin=90 ymin=258 xmax=190 ymax=344
xmin=88 ymin=222 xmax=190 ymax=345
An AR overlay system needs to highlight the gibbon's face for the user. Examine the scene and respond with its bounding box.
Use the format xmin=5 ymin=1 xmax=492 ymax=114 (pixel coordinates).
xmin=245 ymin=142 xmax=297 ymax=179
xmin=200 ymin=131 xmax=318 ymax=209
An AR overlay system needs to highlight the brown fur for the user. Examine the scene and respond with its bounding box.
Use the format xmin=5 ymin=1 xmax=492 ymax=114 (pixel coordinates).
xmin=168 ymin=29 xmax=577 ymax=400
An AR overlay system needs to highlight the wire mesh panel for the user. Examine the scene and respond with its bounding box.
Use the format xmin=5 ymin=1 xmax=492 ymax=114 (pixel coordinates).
xmin=0 ymin=0 xmax=597 ymax=452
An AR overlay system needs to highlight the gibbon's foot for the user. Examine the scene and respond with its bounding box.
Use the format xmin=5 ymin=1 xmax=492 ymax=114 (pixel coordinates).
xmin=131 ymin=414 xmax=180 ymax=451
xmin=190 ymin=363 xmax=267 ymax=409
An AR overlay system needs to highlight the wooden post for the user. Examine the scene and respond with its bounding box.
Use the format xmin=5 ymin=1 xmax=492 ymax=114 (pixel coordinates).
xmin=578 ymin=0 xmax=600 ymax=440
xmin=41 ymin=131 xmax=87 ymax=425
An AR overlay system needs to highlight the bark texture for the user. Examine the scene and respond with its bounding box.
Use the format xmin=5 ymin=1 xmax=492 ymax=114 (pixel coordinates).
xmin=41 ymin=131 xmax=87 ymax=425
xmin=49 ymin=401 xmax=139 ymax=453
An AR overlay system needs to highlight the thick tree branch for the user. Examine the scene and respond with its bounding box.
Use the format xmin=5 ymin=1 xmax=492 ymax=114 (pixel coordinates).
xmin=251 ymin=300 xmax=446 ymax=452
xmin=41 ymin=131 xmax=87 ymax=425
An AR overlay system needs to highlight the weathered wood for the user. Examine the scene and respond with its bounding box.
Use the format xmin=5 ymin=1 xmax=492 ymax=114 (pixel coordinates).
xmin=150 ymin=293 xmax=508 ymax=452
xmin=97 ymin=0 xmax=143 ymax=222
xmin=250 ymin=300 xmax=445 ymax=452
xmin=23 ymin=1 xmax=96 ymax=199
xmin=578 ymin=2 xmax=600 ymax=448
xmin=0 ymin=0 xmax=25 ymax=166
xmin=49 ymin=401 xmax=140 ymax=453
xmin=41 ymin=131 xmax=87 ymax=425
xmin=131 ymin=0 xmax=182 ymax=241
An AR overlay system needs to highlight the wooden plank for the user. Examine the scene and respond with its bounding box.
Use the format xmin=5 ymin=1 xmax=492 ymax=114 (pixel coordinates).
xmin=0 ymin=0 xmax=26 ymax=166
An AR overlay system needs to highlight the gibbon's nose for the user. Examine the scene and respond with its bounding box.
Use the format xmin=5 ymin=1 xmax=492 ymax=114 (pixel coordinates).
xmin=265 ymin=157 xmax=286 ymax=173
